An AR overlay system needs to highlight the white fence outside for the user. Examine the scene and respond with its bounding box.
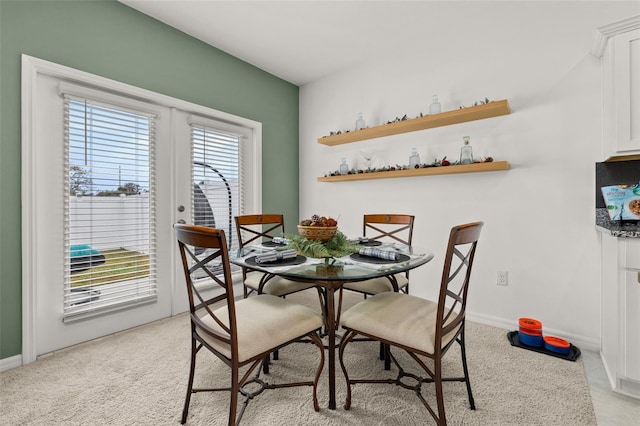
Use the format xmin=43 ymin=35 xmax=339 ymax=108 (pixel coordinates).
xmin=69 ymin=183 xmax=237 ymax=253
xmin=69 ymin=194 xmax=151 ymax=253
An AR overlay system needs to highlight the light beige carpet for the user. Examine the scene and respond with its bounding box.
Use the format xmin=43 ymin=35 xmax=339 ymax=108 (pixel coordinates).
xmin=1 ymin=290 xmax=596 ymax=425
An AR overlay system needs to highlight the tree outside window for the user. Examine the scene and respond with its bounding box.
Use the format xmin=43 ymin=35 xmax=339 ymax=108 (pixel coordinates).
xmin=70 ymin=165 xmax=92 ymax=196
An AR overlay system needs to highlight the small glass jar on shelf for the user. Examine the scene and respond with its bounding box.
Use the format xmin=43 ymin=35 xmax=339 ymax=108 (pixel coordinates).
xmin=339 ymin=158 xmax=349 ymax=175
xmin=459 ymin=136 xmax=473 ymax=165
xmin=355 ymin=113 xmax=366 ymax=131
xmin=429 ymin=95 xmax=442 ymax=114
xmin=409 ymin=148 xmax=421 ymax=169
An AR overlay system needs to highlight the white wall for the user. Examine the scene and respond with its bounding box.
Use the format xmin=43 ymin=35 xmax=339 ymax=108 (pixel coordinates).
xmin=299 ymin=3 xmax=639 ymax=351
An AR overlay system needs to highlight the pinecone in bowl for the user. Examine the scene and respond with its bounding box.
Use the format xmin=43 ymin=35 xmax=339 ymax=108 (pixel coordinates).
xmin=298 ymin=215 xmax=338 ymax=241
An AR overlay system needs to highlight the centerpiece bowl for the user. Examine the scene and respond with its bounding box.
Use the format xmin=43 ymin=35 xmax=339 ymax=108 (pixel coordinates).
xmin=297 ymin=225 xmax=338 ymax=242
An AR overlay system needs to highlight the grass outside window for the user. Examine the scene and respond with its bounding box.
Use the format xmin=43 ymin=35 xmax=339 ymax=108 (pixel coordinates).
xmin=71 ymin=248 xmax=150 ymax=288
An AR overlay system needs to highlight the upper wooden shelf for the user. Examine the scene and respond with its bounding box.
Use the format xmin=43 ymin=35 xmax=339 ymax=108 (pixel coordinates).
xmin=317 ymin=161 xmax=510 ymax=182
xmin=604 ymin=154 xmax=640 ymax=162
xmin=317 ymin=99 xmax=511 ymax=146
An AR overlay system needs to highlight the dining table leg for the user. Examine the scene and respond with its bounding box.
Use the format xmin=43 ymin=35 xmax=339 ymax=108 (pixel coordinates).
xmin=324 ymin=282 xmax=337 ymax=410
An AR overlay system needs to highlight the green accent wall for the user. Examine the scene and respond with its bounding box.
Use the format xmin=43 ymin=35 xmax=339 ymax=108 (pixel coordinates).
xmin=0 ymin=1 xmax=299 ymax=360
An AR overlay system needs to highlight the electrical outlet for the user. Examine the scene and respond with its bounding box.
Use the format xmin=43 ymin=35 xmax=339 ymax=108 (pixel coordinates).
xmin=497 ymin=271 xmax=508 ymax=286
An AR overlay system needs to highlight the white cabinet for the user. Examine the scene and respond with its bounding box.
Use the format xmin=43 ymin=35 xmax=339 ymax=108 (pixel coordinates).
xmin=593 ymin=16 xmax=640 ymax=158
xmin=600 ymin=234 xmax=619 ymax=388
xmin=611 ymin=30 xmax=640 ymax=154
xmin=600 ymin=235 xmax=640 ymax=398
xmin=621 ymin=239 xmax=640 ymax=388
xmin=596 ymin=15 xmax=640 ymax=399
xmin=623 ymin=270 xmax=640 ymax=385
xmin=624 ymin=236 xmax=640 ymax=268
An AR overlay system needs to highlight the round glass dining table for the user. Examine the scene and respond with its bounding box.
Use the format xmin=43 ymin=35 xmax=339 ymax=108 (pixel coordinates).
xmin=230 ymin=243 xmax=434 ymax=410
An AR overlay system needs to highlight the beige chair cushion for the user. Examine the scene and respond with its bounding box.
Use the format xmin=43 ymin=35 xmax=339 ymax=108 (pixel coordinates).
xmin=342 ymin=273 xmax=408 ymax=295
xmin=245 ymin=271 xmax=315 ymax=296
xmin=196 ymin=295 xmax=323 ymax=363
xmin=341 ymin=292 xmax=460 ymax=355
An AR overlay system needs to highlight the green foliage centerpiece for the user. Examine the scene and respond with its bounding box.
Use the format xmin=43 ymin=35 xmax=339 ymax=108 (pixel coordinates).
xmin=287 ymin=231 xmax=360 ymax=260
xmin=287 ymin=215 xmax=360 ymax=262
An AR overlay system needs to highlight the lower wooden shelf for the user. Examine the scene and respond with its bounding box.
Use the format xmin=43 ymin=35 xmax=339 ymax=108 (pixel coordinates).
xmin=317 ymin=161 xmax=510 ymax=182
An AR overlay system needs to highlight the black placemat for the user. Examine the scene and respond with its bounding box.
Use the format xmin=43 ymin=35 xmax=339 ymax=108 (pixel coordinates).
xmin=507 ymin=331 xmax=581 ymax=361
xmin=245 ymin=255 xmax=306 ymax=267
xmin=261 ymin=241 xmax=287 ymax=248
xmin=349 ymin=252 xmax=410 ymax=264
xmin=358 ymin=240 xmax=383 ymax=247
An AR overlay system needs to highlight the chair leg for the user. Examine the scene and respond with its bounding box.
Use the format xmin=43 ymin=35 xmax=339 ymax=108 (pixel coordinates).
xmin=309 ymin=332 xmax=326 ymax=412
xmin=459 ymin=327 xmax=476 ymax=410
xmin=262 ymin=354 xmax=270 ymax=374
xmin=181 ymin=338 xmax=197 ymax=424
xmin=339 ymin=329 xmax=357 ymax=410
xmin=229 ymin=367 xmax=239 ymax=426
xmin=377 ymin=343 xmax=392 ymax=369
xmin=313 ymin=287 xmax=327 ymax=333
xmin=383 ymin=344 xmax=391 ymax=370
xmin=434 ymin=357 xmax=447 ymax=426
xmin=316 ymin=287 xmax=330 ymax=336
xmin=335 ymin=288 xmax=344 ymax=330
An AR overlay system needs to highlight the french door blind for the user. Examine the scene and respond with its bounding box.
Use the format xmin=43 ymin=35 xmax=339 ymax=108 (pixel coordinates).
xmin=190 ymin=120 xmax=243 ymax=252
xmin=62 ymin=93 xmax=157 ymax=321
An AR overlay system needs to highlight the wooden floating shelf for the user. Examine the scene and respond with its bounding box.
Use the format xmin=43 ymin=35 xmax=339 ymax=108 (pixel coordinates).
xmin=604 ymin=154 xmax=640 ymax=162
xmin=317 ymin=161 xmax=510 ymax=182
xmin=318 ymin=99 xmax=511 ymax=146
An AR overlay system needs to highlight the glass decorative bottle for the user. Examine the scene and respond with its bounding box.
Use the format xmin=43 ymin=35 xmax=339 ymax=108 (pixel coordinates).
xmin=459 ymin=136 xmax=473 ymax=165
xmin=409 ymin=148 xmax=421 ymax=169
xmin=339 ymin=158 xmax=349 ymax=175
xmin=429 ymin=95 xmax=441 ymax=114
xmin=355 ymin=113 xmax=366 ymax=130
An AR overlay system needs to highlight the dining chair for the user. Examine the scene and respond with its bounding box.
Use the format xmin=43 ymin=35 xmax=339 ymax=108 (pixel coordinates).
xmin=174 ymin=224 xmax=325 ymax=425
xmin=235 ymin=214 xmax=324 ymax=372
xmin=341 ymin=214 xmax=415 ymax=297
xmin=235 ymin=214 xmax=316 ymax=298
xmin=338 ymin=214 xmax=415 ymax=367
xmin=338 ymin=222 xmax=483 ymax=425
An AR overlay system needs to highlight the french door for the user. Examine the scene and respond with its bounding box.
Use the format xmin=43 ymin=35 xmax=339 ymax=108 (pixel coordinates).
xmin=21 ymin=56 xmax=261 ymax=362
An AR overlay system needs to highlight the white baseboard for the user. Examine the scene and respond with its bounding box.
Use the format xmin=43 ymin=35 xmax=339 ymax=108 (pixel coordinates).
xmin=600 ymin=351 xmax=617 ymax=389
xmin=0 ymin=354 xmax=23 ymax=372
xmin=467 ymin=310 xmax=601 ymax=353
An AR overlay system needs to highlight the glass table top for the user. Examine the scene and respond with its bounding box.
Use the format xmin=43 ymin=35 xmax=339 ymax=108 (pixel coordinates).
xmin=230 ymin=243 xmax=434 ymax=282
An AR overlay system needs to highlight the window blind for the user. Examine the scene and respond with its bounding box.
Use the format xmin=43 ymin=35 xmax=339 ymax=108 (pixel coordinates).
xmin=190 ymin=123 xmax=244 ymax=277
xmin=63 ymin=95 xmax=157 ymax=321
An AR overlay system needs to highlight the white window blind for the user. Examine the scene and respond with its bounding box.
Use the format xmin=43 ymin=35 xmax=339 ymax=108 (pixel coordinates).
xmin=63 ymin=95 xmax=157 ymax=321
xmin=190 ymin=122 xmax=244 ymax=251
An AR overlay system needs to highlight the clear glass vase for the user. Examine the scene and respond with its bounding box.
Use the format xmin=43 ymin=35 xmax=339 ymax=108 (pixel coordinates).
xmin=339 ymin=158 xmax=349 ymax=175
xmin=409 ymin=148 xmax=421 ymax=169
xmin=355 ymin=113 xmax=366 ymax=130
xmin=459 ymin=136 xmax=473 ymax=165
xmin=429 ymin=95 xmax=441 ymax=114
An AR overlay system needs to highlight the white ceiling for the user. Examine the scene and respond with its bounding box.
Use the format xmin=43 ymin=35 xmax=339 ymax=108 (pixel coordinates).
xmin=118 ymin=1 xmax=633 ymax=86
